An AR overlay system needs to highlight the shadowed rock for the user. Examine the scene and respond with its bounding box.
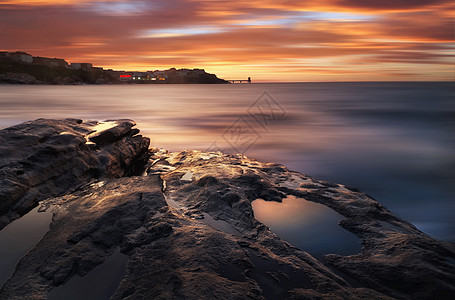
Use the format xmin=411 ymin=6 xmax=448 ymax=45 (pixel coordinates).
xmin=0 ymin=118 xmax=150 ymax=229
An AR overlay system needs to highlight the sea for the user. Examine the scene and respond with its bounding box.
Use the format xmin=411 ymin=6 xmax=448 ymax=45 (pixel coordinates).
xmin=0 ymin=82 xmax=454 ymax=246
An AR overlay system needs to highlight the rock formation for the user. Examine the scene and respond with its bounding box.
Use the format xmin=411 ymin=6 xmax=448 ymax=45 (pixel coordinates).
xmin=0 ymin=119 xmax=454 ymax=299
xmin=0 ymin=53 xmax=228 ymax=84
xmin=0 ymin=119 xmax=150 ymax=229
xmin=0 ymin=72 xmax=41 ymax=84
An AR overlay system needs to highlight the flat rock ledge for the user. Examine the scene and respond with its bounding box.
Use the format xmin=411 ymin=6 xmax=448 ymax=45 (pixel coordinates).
xmin=0 ymin=119 xmax=454 ymax=300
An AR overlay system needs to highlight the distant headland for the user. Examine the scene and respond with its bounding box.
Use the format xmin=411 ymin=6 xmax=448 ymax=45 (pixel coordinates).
xmin=0 ymin=51 xmax=229 ymax=85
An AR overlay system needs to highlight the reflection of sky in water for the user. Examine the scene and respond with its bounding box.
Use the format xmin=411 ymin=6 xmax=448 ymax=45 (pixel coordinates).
xmin=252 ymin=196 xmax=361 ymax=258
xmin=0 ymin=206 xmax=53 ymax=288
xmin=0 ymin=82 xmax=453 ymax=242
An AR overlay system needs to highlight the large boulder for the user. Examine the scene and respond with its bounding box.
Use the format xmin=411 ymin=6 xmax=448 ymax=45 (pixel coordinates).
xmin=0 ymin=118 xmax=150 ymax=229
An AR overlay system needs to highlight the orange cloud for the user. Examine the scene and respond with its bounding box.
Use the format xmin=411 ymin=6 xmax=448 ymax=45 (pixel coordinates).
xmin=0 ymin=0 xmax=125 ymax=5
xmin=0 ymin=0 xmax=453 ymax=81
xmin=0 ymin=0 xmax=86 ymax=5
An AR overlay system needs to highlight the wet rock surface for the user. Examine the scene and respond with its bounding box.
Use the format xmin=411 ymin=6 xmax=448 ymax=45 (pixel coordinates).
xmin=0 ymin=120 xmax=454 ymax=300
xmin=0 ymin=118 xmax=150 ymax=229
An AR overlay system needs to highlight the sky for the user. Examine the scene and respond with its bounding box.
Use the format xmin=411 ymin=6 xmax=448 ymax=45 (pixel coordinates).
xmin=0 ymin=0 xmax=454 ymax=82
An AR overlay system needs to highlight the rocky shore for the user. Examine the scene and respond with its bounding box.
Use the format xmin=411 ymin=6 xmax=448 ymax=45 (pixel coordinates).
xmin=0 ymin=119 xmax=454 ymax=299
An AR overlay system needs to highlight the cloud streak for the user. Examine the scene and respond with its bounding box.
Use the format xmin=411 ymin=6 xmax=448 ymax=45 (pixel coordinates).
xmin=0 ymin=0 xmax=453 ymax=81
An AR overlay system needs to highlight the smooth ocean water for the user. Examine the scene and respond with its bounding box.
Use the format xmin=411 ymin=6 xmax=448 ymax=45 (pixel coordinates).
xmin=0 ymin=82 xmax=454 ymax=243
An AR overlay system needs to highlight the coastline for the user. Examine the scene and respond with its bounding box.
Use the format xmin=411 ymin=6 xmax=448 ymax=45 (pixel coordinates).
xmin=0 ymin=118 xmax=454 ymax=299
xmin=0 ymin=82 xmax=453 ymax=243
xmin=0 ymin=52 xmax=229 ymax=85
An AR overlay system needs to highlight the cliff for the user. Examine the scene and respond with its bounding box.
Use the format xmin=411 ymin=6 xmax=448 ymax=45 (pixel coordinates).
xmin=0 ymin=56 xmax=117 ymax=85
xmin=0 ymin=52 xmax=228 ymax=84
xmin=0 ymin=119 xmax=454 ymax=299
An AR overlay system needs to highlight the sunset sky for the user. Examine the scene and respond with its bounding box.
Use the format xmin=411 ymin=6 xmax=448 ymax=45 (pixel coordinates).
xmin=0 ymin=0 xmax=453 ymax=82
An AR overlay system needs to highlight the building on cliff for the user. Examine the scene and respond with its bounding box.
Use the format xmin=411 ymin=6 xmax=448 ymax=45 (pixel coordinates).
xmin=33 ymin=56 xmax=68 ymax=68
xmin=117 ymin=71 xmax=169 ymax=81
xmin=148 ymin=71 xmax=167 ymax=81
xmin=1 ymin=51 xmax=33 ymax=63
xmin=119 ymin=74 xmax=132 ymax=81
xmin=70 ymin=63 xmax=93 ymax=71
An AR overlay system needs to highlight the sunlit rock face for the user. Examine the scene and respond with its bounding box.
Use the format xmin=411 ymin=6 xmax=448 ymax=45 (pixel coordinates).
xmin=0 ymin=120 xmax=454 ymax=300
xmin=0 ymin=118 xmax=150 ymax=229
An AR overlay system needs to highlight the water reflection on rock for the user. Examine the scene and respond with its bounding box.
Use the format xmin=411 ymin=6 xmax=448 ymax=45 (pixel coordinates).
xmin=48 ymin=247 xmax=128 ymax=300
xmin=0 ymin=205 xmax=53 ymax=288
